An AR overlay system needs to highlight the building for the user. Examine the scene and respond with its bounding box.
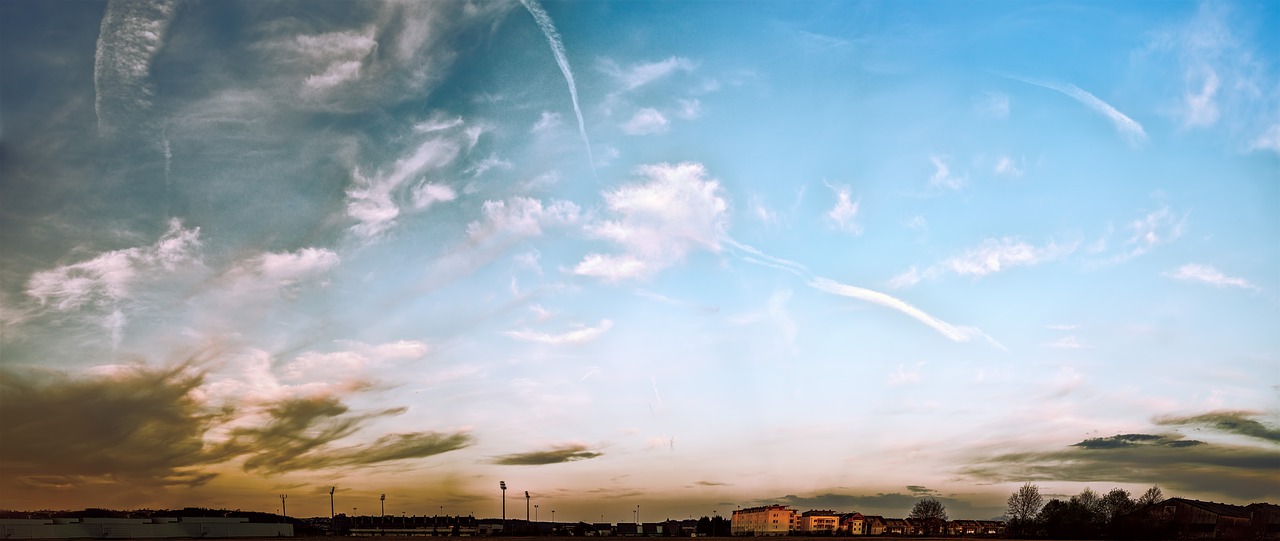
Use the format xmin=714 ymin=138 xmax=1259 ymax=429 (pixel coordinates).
xmin=840 ymin=513 xmax=866 ymax=535
xmin=861 ymin=516 xmax=888 ymax=536
xmin=731 ymin=505 xmax=795 ymax=536
xmin=1117 ymin=498 xmax=1257 ymax=539
xmin=0 ymin=517 xmax=292 ymax=539
xmin=793 ymin=510 xmax=840 ymax=533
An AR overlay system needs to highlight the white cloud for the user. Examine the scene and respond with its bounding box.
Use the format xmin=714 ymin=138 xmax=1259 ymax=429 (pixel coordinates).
xmin=411 ymin=182 xmax=457 ymax=210
xmin=280 ymin=339 xmax=429 ymax=383
xmin=994 ymin=156 xmax=1023 ymax=177
xmin=1124 ymin=206 xmax=1187 ymax=259
xmin=225 ymin=248 xmax=341 ymax=299
xmin=596 ymin=146 xmax=621 ymax=167
xmin=1007 ymin=75 xmax=1148 ymax=145
xmin=808 ymin=277 xmax=991 ymax=344
xmin=347 ymin=137 xmax=462 ymax=239
xmin=887 ymin=362 xmax=924 ymax=386
xmin=505 ymin=319 xmax=615 ymax=345
xmin=599 ymin=56 xmax=695 ymax=91
xmin=293 ymin=29 xmax=378 ymax=91
xmin=1046 ymin=324 xmax=1080 ymax=331
xmin=1046 ymin=335 xmax=1091 ymax=349
xmin=825 ymin=183 xmax=862 ymax=234
xmin=1182 ymin=68 xmax=1220 ymax=128
xmin=943 ymin=237 xmax=1076 ymax=277
xmin=467 ymin=197 xmax=581 ymax=241
xmin=27 ymin=219 xmax=201 ymax=311
xmin=93 ymin=0 xmax=179 ymax=137
xmin=466 ymin=153 xmax=513 ymax=177
xmin=1165 ymin=263 xmax=1259 ymax=291
xmin=906 ymin=215 xmax=928 ymax=231
xmin=622 ymin=108 xmax=670 ymax=135
xmin=928 ymin=156 xmax=966 ymax=190
xmin=975 ymin=91 xmax=1010 ymax=118
xmin=887 ymin=266 xmax=922 ymax=290
xmin=574 ymin=162 xmax=728 ymax=281
xmin=677 ymin=98 xmax=702 ymax=120
xmin=1248 ymin=124 xmax=1280 ymax=154
xmin=531 ymin=111 xmax=562 ymax=133
xmin=750 ymin=195 xmax=779 ymax=226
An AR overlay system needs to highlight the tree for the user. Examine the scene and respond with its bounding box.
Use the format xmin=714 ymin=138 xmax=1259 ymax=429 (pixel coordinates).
xmin=910 ymin=497 xmax=948 ymax=535
xmin=1007 ymin=483 xmax=1044 ymax=536
xmin=1136 ymin=485 xmax=1164 ymax=507
xmin=1101 ymin=488 xmax=1136 ymax=525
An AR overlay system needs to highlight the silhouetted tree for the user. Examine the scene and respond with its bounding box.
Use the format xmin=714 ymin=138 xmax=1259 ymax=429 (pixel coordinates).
xmin=1101 ymin=488 xmax=1136 ymax=526
xmin=910 ymin=498 xmax=948 ymax=535
xmin=1136 ymin=485 xmax=1163 ymax=506
xmin=1006 ymin=483 xmax=1044 ymax=536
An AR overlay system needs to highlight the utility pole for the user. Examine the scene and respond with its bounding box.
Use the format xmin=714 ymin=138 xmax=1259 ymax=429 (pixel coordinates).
xmin=279 ymin=495 xmax=287 ymax=521
xmin=329 ymin=487 xmax=336 ymax=534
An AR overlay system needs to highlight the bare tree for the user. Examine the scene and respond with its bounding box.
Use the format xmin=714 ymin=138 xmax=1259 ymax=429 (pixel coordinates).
xmin=910 ymin=497 xmax=948 ymax=535
xmin=1137 ymin=485 xmax=1164 ymax=506
xmin=1007 ymin=483 xmax=1044 ymax=536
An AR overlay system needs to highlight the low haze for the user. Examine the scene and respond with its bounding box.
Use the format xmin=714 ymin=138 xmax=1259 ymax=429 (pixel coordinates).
xmin=1 ymin=0 xmax=1277 ymax=522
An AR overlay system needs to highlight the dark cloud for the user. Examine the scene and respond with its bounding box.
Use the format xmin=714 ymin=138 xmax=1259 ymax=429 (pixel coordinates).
xmin=492 ymin=444 xmax=603 ymax=465
xmin=693 ymin=481 xmax=730 ymax=487
xmin=907 ymin=485 xmax=939 ymax=495
xmin=0 ymin=362 xmax=474 ymax=493
xmin=1155 ymin=410 xmax=1280 ymax=444
xmin=0 ymin=362 xmax=231 ymax=488
xmin=961 ymin=434 xmax=1280 ymax=500
xmin=1072 ymin=433 xmax=1204 ymax=449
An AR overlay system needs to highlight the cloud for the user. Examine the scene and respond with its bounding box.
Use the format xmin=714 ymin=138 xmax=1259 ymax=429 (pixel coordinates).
xmin=677 ymin=98 xmax=702 ymax=120
xmin=296 ymin=29 xmax=378 ymax=91
xmin=93 ymin=0 xmax=179 ymax=138
xmin=975 ymin=92 xmax=1010 ymax=118
xmin=0 ymin=362 xmax=228 ymax=488
xmin=1046 ymin=335 xmax=1091 ymax=349
xmin=227 ymin=394 xmax=472 ymax=474
xmin=531 ymin=111 xmax=563 ymax=133
xmin=467 ymin=197 xmax=581 ymax=241
xmin=599 ymin=56 xmax=695 ymax=92
xmin=519 ymin=0 xmax=596 ymax=175
xmin=347 ymin=137 xmax=462 ymax=239
xmin=928 ymin=156 xmax=966 ymax=190
xmin=622 ymin=108 xmax=670 ymax=135
xmin=887 ymin=362 xmax=924 ymax=386
xmin=1006 ymin=75 xmax=1148 ymax=145
xmin=492 ymin=443 xmax=603 ymax=465
xmin=1165 ymin=264 xmax=1259 ymax=291
xmin=1182 ymin=68 xmax=1220 ymax=128
xmin=907 ymin=485 xmax=939 ymax=495
xmin=808 ymin=277 xmax=993 ymax=345
xmin=1122 ymin=206 xmax=1187 ymax=260
xmin=466 ymin=153 xmax=514 ymax=177
xmin=825 ymin=183 xmax=862 ymax=234
xmin=574 ymin=162 xmax=727 ymax=281
xmin=994 ymin=156 xmax=1023 ymax=177
xmin=223 ymin=247 xmax=340 ymax=300
xmin=505 ymin=319 xmax=614 ymax=345
xmin=960 ymin=427 xmax=1280 ymax=499
xmin=1154 ymin=410 xmax=1280 ymax=444
xmin=26 ymin=219 xmax=202 ymax=312
xmin=1248 ymin=124 xmax=1280 ymax=154
xmin=942 ymin=237 xmax=1077 ymax=278
xmin=887 ymin=266 xmax=922 ymax=290
xmin=411 ymin=182 xmax=458 ymax=210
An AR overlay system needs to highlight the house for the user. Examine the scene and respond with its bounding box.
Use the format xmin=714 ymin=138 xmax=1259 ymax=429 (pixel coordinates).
xmin=883 ymin=518 xmax=913 ymax=535
xmin=731 ymin=505 xmax=795 ymax=536
xmin=839 ymin=513 xmax=866 ymax=535
xmin=794 ymin=511 xmax=840 ymax=534
xmin=948 ymin=520 xmax=980 ymax=536
xmin=1117 ymin=499 xmax=1251 ymax=539
xmin=861 ymin=516 xmax=888 ymax=536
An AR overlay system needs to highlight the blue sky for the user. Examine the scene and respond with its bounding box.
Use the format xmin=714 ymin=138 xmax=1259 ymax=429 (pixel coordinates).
xmin=1 ymin=0 xmax=1277 ymax=521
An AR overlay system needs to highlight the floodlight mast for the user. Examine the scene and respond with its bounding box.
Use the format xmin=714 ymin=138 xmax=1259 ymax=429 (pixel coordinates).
xmin=329 ymin=487 xmax=336 ymax=534
xmin=381 ymin=494 xmax=386 ymax=527
xmin=499 ymin=481 xmax=507 ymax=535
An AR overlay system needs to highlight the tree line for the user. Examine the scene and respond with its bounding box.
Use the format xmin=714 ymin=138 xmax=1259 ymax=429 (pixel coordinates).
xmin=1006 ymin=483 xmax=1165 ymax=538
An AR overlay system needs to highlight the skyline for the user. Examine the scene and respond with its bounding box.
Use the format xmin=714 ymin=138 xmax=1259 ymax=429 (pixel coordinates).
xmin=1 ymin=0 xmax=1278 ymax=523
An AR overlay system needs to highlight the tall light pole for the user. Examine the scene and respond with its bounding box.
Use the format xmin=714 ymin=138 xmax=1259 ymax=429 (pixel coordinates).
xmin=279 ymin=495 xmax=287 ymax=521
xmin=525 ymin=491 xmax=531 ymax=524
xmin=380 ymin=494 xmax=386 ymax=527
xmin=500 ymin=481 xmax=507 ymax=535
xmin=329 ymin=487 xmax=336 ymax=534
xmin=535 ymin=505 xmax=539 ymax=524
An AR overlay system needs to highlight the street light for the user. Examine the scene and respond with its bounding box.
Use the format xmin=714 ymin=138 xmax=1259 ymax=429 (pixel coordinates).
xmin=500 ymin=481 xmax=507 ymax=535
xmin=329 ymin=487 xmax=336 ymax=534
xmin=381 ymin=494 xmax=386 ymax=527
xmin=279 ymin=495 xmax=287 ymax=521
xmin=525 ymin=491 xmax=531 ymax=524
xmin=535 ymin=505 xmax=539 ymax=524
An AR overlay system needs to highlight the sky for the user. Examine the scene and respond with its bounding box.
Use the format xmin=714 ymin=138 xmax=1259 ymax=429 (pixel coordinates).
xmin=1 ymin=0 xmax=1278 ymax=523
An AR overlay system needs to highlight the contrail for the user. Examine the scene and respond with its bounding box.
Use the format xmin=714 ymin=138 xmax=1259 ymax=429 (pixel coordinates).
xmin=728 ymin=238 xmax=999 ymax=346
xmin=519 ymin=0 xmax=597 ymax=179
xmin=1002 ymin=73 xmax=1147 ymax=146
xmin=94 ymin=0 xmax=179 ymax=138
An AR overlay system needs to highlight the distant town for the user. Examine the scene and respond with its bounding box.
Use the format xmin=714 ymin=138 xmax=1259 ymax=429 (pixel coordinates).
xmin=1 ymin=484 xmax=1277 ymax=540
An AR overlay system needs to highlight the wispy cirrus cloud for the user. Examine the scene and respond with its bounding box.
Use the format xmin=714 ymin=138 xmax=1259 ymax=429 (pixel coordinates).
xmin=1006 ymin=75 xmax=1148 ymax=145
xmin=825 ymin=182 xmax=862 ymax=234
xmin=1165 ymin=264 xmax=1259 ymax=291
xmin=599 ymin=56 xmax=695 ymax=92
xmin=928 ymin=156 xmax=966 ymax=190
xmin=492 ymin=443 xmax=603 ymax=465
xmin=93 ymin=0 xmax=179 ymax=138
xmin=621 ymin=108 xmax=670 ymax=135
xmin=1046 ymin=335 xmax=1091 ymax=350
xmin=505 ymin=319 xmax=614 ymax=346
xmin=519 ymin=0 xmax=595 ymax=175
xmin=943 ymin=237 xmax=1077 ymax=278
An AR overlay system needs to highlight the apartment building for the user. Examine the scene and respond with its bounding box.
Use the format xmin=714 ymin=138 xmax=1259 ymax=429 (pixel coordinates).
xmin=730 ymin=505 xmax=794 ymax=536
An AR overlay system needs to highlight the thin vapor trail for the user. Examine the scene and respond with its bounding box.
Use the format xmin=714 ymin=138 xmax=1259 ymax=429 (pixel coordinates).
xmin=519 ymin=0 xmax=597 ymax=179
xmin=94 ymin=0 xmax=179 ymax=138
xmin=728 ymin=238 xmax=999 ymax=347
xmin=1003 ymin=73 xmax=1148 ymax=145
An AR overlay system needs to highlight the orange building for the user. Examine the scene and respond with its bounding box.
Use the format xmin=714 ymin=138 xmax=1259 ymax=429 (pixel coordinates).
xmin=731 ymin=505 xmax=794 ymax=536
xmin=793 ymin=511 xmax=840 ymax=533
